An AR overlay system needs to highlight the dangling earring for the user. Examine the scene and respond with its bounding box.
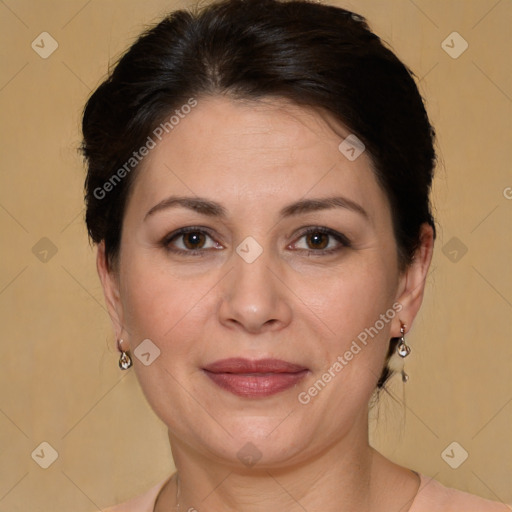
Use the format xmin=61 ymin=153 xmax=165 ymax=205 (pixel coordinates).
xmin=117 ymin=339 xmax=132 ymax=370
xmin=396 ymin=322 xmax=410 ymax=382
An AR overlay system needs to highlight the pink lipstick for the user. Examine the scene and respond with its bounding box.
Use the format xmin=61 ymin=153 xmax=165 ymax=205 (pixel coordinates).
xmin=203 ymin=358 xmax=309 ymax=398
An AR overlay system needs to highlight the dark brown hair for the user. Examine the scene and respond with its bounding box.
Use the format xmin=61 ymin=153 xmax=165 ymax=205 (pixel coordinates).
xmin=81 ymin=0 xmax=437 ymax=389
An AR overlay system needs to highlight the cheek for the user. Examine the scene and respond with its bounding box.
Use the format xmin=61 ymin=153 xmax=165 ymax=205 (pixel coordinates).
xmin=121 ymin=273 xmax=174 ymax=340
xmin=119 ymin=250 xmax=210 ymax=342
xmin=292 ymin=262 xmax=398 ymax=400
xmin=295 ymin=274 xmax=395 ymax=416
xmin=295 ymin=262 xmax=397 ymax=340
xmin=118 ymin=259 xmax=208 ymax=425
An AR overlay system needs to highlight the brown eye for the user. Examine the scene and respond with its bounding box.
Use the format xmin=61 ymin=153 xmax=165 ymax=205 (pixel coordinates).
xmin=162 ymin=227 xmax=221 ymax=254
xmin=292 ymin=227 xmax=351 ymax=255
xmin=182 ymin=231 xmax=207 ymax=250
xmin=305 ymin=232 xmax=329 ymax=250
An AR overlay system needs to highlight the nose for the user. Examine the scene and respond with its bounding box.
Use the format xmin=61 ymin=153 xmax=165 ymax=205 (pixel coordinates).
xmin=218 ymin=245 xmax=293 ymax=334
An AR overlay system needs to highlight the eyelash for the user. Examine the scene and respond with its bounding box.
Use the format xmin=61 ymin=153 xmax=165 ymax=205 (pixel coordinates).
xmin=161 ymin=226 xmax=351 ymax=257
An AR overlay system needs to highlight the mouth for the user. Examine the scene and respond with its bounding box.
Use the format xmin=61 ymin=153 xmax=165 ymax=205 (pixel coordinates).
xmin=202 ymin=358 xmax=309 ymax=398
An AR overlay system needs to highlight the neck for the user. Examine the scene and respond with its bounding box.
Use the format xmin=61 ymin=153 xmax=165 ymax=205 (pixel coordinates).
xmin=159 ymin=427 xmax=402 ymax=512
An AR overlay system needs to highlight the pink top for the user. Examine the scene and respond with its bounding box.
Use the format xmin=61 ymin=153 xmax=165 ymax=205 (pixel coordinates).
xmin=104 ymin=473 xmax=511 ymax=511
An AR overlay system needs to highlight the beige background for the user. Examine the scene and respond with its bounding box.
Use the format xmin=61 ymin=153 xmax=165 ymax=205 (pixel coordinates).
xmin=0 ymin=0 xmax=511 ymax=510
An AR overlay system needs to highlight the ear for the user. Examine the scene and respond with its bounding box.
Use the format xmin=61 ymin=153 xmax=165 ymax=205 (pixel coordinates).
xmin=392 ymin=223 xmax=435 ymax=336
xmin=96 ymin=241 xmax=126 ymax=343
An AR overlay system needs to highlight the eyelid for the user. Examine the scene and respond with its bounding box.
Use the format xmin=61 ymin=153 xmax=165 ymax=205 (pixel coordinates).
xmin=162 ymin=226 xmax=221 ymax=253
xmin=161 ymin=225 xmax=351 ymax=255
xmin=290 ymin=226 xmax=351 ymax=253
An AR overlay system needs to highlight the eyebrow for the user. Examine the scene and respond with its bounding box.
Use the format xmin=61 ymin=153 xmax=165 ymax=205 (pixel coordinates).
xmin=144 ymin=195 xmax=369 ymax=221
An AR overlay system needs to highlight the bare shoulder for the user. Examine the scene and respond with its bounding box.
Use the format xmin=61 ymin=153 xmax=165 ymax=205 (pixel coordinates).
xmin=411 ymin=474 xmax=511 ymax=512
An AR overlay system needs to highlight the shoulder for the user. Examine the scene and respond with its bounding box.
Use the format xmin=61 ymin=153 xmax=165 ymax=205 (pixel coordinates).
xmin=411 ymin=473 xmax=511 ymax=512
xmin=103 ymin=477 xmax=169 ymax=512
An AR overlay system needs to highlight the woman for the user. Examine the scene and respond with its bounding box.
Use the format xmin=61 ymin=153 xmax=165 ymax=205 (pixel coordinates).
xmin=81 ymin=0 xmax=509 ymax=510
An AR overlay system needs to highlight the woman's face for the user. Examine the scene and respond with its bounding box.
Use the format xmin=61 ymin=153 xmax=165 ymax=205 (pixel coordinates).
xmin=99 ymin=95 xmax=431 ymax=468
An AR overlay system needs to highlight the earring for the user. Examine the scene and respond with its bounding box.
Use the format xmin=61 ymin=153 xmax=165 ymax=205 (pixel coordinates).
xmin=397 ymin=323 xmax=411 ymax=357
xmin=117 ymin=339 xmax=132 ymax=370
xmin=396 ymin=323 xmax=410 ymax=382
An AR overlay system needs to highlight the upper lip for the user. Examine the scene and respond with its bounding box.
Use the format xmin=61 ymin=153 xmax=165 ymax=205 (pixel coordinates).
xmin=203 ymin=358 xmax=308 ymax=374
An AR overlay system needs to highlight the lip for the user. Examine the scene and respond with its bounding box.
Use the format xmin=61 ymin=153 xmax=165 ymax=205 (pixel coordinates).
xmin=203 ymin=358 xmax=309 ymax=398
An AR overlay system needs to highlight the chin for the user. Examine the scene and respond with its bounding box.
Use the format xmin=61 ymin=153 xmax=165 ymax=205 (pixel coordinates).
xmin=190 ymin=419 xmax=319 ymax=470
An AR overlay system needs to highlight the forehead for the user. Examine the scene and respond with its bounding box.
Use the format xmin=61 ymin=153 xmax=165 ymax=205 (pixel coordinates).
xmin=125 ymin=95 xmax=389 ymax=222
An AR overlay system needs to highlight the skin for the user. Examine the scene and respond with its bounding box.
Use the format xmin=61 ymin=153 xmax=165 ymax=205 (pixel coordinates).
xmin=97 ymin=95 xmax=434 ymax=511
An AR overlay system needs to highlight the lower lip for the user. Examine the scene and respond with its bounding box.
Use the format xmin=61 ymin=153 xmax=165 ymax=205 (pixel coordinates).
xmin=204 ymin=370 xmax=309 ymax=398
